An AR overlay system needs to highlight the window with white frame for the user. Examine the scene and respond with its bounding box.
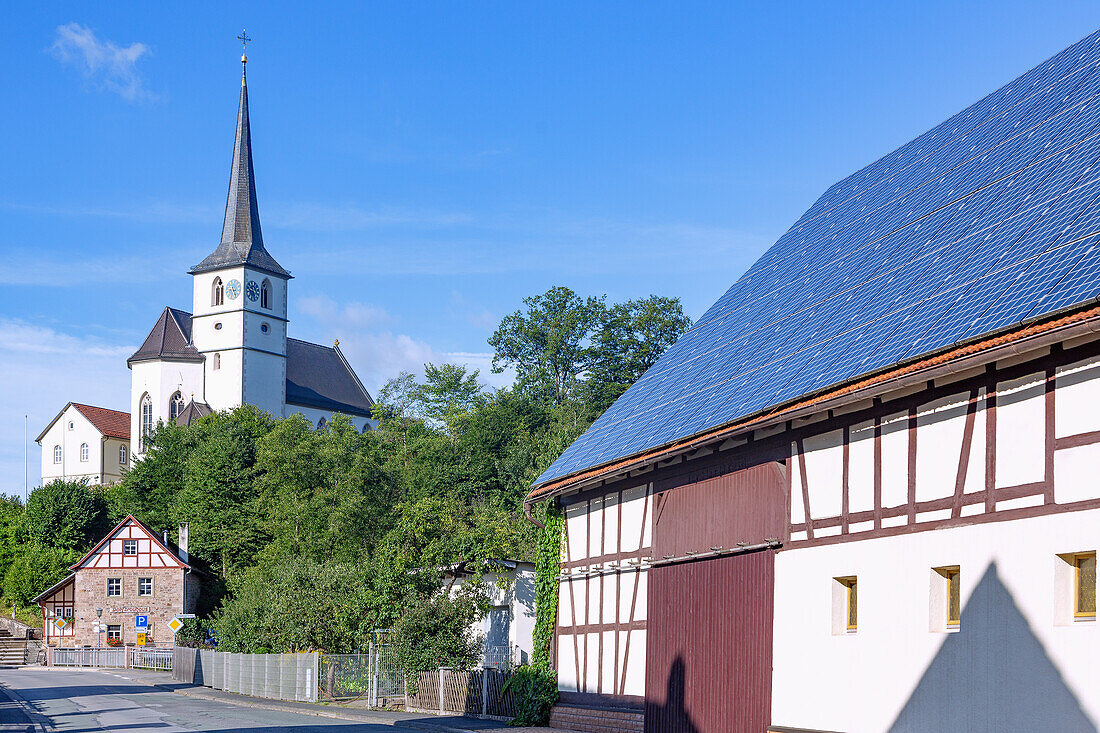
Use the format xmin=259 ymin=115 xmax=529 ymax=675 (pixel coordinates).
xmin=123 ymin=539 xmax=137 ymax=556
xmin=80 ymin=443 xmax=89 ymax=462
xmin=119 ymin=445 xmax=128 ymax=466
xmin=53 ymin=445 xmax=61 ymax=463
xmin=107 ymin=624 xmax=121 ymax=641
xmin=137 ymin=577 xmax=153 ymax=597
xmin=140 ymin=394 xmax=152 ymax=451
xmin=106 ymin=578 xmax=121 ymax=597
xmin=169 ymin=391 xmax=185 ymax=421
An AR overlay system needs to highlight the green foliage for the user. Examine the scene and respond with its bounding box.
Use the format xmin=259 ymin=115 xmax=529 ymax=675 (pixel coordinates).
xmin=391 ymin=581 xmax=491 ymax=673
xmin=503 ymin=664 xmax=558 ymax=726
xmin=174 ymin=617 xmax=211 ymax=648
xmin=211 ymin=558 xmax=397 ymax=653
xmin=532 ymin=501 xmax=564 ymax=668
xmin=25 ymin=479 xmax=108 ymax=552
xmin=0 ymin=495 xmax=26 ymax=583
xmin=3 ymin=544 xmax=76 ymax=606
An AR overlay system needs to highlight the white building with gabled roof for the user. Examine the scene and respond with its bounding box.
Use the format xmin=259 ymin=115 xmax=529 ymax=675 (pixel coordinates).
xmin=36 ymin=402 xmax=131 ymax=486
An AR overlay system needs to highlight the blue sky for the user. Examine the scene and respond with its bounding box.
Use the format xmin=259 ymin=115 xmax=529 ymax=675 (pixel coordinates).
xmin=5 ymin=1 xmax=1100 ymax=490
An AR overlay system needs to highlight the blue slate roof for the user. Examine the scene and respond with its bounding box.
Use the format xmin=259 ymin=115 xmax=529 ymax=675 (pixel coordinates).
xmin=537 ymin=29 xmax=1100 ymax=487
xmin=285 ymin=338 xmax=374 ymax=417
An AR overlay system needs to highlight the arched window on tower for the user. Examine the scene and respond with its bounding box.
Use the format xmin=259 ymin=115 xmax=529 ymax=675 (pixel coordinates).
xmin=213 ymin=352 xmax=221 ymax=371
xmin=212 ymin=277 xmax=224 ymax=306
xmin=169 ymin=391 xmax=185 ymax=421
xmin=140 ymin=393 xmax=153 ymax=451
xmin=261 ymin=279 xmax=271 ymax=309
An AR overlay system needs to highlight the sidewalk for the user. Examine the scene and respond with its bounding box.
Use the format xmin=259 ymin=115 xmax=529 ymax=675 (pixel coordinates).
xmin=63 ymin=666 xmax=565 ymax=733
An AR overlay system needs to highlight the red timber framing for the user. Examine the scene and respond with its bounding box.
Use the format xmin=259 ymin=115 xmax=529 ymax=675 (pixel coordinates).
xmin=40 ymin=576 xmax=76 ymax=639
xmin=72 ymin=515 xmax=188 ymax=571
xmin=787 ymin=338 xmax=1100 ymax=548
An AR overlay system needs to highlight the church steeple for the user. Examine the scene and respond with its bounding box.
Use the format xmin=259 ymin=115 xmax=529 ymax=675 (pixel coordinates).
xmin=190 ymin=53 xmax=289 ymax=278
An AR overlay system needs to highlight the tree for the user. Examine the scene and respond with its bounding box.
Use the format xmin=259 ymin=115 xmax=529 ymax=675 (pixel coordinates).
xmin=417 ymin=363 xmax=485 ymax=431
xmin=489 ymin=286 xmax=606 ymax=404
xmin=4 ymin=544 xmax=75 ymax=607
xmin=586 ymin=295 xmax=691 ymax=411
xmin=24 ymin=479 xmax=108 ymax=552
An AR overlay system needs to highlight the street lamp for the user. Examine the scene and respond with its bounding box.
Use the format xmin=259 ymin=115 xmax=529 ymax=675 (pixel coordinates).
xmin=96 ymin=608 xmax=103 ymax=647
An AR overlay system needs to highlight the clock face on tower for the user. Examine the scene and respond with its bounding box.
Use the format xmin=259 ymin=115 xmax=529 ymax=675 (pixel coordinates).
xmin=225 ymin=279 xmax=242 ymax=300
xmin=246 ymin=280 xmax=260 ymax=301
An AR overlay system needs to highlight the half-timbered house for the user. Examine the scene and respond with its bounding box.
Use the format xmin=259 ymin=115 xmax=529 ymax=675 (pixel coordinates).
xmin=34 ymin=516 xmax=199 ymax=648
xmin=530 ymin=30 xmax=1100 ymax=733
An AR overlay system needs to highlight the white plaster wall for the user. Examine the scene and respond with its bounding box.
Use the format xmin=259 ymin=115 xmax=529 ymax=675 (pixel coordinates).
xmin=914 ymin=393 xmax=970 ymax=502
xmin=285 ymin=404 xmax=374 ymax=432
xmin=772 ymin=510 xmax=1100 ymax=733
xmin=995 ymin=373 xmax=1046 ymax=488
xmin=880 ymin=410 xmax=909 ymax=509
xmin=849 ymin=419 xmax=876 ymax=514
xmin=39 ymin=407 xmax=105 ymax=485
xmin=1055 ymin=355 xmax=1100 ymax=438
xmin=130 ymin=360 xmax=205 ymax=453
xmin=449 ymin=565 xmax=537 ymax=667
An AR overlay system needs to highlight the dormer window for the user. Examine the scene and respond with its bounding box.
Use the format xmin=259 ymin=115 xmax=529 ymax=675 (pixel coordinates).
xmin=212 ymin=277 xmax=224 ymax=306
xmin=261 ymin=278 xmax=271 ymax=309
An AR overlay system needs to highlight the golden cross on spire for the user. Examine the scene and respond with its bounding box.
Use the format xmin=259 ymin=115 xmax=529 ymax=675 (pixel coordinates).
xmin=237 ymin=29 xmax=251 ymax=64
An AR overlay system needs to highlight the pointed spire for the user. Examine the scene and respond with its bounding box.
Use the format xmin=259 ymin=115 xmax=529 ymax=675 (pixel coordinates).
xmin=190 ymin=52 xmax=289 ymax=278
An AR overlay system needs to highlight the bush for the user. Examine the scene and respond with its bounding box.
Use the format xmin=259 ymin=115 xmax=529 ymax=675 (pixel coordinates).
xmin=3 ymin=545 xmax=75 ymax=607
xmin=391 ymin=581 xmax=490 ymax=673
xmin=25 ymin=479 xmax=108 ymax=552
xmin=503 ymin=664 xmax=558 ymax=726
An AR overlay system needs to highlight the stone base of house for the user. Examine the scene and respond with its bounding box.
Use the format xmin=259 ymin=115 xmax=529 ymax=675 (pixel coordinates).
xmin=550 ymin=694 xmax=644 ymax=732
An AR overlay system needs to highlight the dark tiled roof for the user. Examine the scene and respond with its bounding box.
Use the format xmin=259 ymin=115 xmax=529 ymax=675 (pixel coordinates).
xmin=537 ymin=29 xmax=1100 ymax=487
xmin=72 ymin=404 xmax=131 ymax=440
xmin=286 ymin=338 xmax=374 ymax=417
xmin=128 ymin=307 xmax=202 ymax=365
xmin=174 ymin=400 xmax=213 ymax=427
xmin=190 ymin=67 xmax=289 ymax=278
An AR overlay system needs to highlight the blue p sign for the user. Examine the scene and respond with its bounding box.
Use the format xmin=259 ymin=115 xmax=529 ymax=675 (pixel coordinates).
xmin=135 ymin=615 xmax=148 ymax=628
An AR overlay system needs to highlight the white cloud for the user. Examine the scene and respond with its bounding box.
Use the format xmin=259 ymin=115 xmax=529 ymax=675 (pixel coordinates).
xmin=51 ymin=23 xmax=152 ymax=101
xmin=0 ymin=319 xmax=133 ymax=494
xmin=296 ymin=295 xmax=393 ymax=329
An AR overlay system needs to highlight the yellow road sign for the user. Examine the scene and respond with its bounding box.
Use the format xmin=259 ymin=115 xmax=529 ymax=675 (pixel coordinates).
xmin=166 ymin=617 xmax=184 ymax=634
xmin=136 ymin=632 xmax=147 ymax=645
xmin=53 ymin=617 xmax=68 ymax=630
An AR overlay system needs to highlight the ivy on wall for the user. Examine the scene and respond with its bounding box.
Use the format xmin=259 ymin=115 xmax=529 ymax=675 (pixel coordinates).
xmin=532 ymin=499 xmax=564 ymax=669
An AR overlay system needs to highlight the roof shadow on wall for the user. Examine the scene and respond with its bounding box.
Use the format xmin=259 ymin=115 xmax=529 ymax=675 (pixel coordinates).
xmin=889 ymin=563 xmax=1096 ymax=733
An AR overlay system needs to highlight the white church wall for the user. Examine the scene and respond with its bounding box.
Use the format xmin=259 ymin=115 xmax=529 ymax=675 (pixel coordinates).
xmin=286 ymin=404 xmax=374 ymax=432
xmin=130 ymin=360 xmax=206 ymax=453
xmin=242 ymin=349 xmax=286 ymax=416
xmin=771 ymin=509 xmax=1100 ymax=732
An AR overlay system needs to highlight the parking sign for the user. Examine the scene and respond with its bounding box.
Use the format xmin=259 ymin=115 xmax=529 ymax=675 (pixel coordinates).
xmin=136 ymin=615 xmax=148 ymax=629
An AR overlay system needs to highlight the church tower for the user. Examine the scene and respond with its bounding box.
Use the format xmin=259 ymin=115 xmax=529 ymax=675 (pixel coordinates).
xmin=188 ymin=53 xmax=290 ymax=416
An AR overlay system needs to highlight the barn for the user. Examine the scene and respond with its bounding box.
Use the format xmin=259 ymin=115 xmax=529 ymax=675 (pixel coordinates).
xmin=529 ymin=30 xmax=1100 ymax=733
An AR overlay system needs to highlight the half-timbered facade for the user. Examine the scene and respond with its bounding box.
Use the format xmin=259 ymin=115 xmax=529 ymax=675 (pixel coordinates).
xmin=34 ymin=516 xmax=199 ymax=648
xmin=531 ymin=29 xmax=1100 ymax=733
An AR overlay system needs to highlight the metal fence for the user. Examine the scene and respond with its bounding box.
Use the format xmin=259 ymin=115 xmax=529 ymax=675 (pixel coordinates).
xmin=187 ymin=650 xmax=318 ymax=703
xmin=129 ymin=647 xmax=173 ymax=671
xmin=319 ymin=645 xmax=402 ymax=706
xmin=406 ymin=667 xmax=517 ymax=720
xmin=50 ymin=647 xmax=127 ymax=668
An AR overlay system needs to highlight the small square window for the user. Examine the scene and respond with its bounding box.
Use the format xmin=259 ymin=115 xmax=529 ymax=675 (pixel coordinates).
xmin=107 ymin=625 xmax=121 ymax=641
xmin=934 ymin=566 xmax=961 ymax=629
xmin=1075 ymin=553 xmax=1096 ymax=619
xmin=137 ymin=577 xmax=153 ymax=597
xmin=123 ymin=539 xmax=137 ymax=556
xmin=106 ymin=578 xmax=121 ymax=596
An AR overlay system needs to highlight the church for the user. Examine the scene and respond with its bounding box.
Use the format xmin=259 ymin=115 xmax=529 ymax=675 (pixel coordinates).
xmin=38 ymin=53 xmax=375 ymax=484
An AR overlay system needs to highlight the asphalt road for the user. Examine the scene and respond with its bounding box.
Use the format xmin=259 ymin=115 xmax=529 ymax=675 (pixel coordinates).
xmin=0 ymin=668 xmax=419 ymax=732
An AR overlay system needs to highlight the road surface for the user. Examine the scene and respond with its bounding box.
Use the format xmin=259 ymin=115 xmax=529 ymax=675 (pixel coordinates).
xmin=0 ymin=667 xmax=419 ymax=732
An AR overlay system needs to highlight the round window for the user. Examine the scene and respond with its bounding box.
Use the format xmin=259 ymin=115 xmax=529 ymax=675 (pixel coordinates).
xmin=261 ymin=323 xmax=269 ymax=333
xmin=214 ymin=322 xmax=223 ymax=330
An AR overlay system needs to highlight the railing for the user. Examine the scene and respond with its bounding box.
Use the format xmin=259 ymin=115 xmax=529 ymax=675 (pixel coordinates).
xmin=319 ymin=645 xmax=402 ymax=705
xmin=483 ymin=645 xmax=513 ymax=670
xmin=50 ymin=647 xmax=127 ymax=668
xmin=129 ymin=647 xmax=173 ymax=671
xmin=180 ymin=649 xmax=319 ymax=703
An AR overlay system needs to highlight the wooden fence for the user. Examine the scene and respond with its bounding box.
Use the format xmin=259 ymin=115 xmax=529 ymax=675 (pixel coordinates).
xmin=405 ymin=667 xmax=517 ymax=720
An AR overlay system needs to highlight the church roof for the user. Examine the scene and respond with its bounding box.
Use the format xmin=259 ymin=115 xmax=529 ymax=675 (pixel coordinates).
xmin=128 ymin=307 xmax=202 ymax=366
xmin=35 ymin=402 xmax=130 ymax=443
xmin=174 ymin=400 xmax=213 ymax=427
xmin=286 ymin=338 xmax=375 ymax=417
xmin=190 ymin=62 xmax=289 ymax=279
xmin=534 ymin=29 xmax=1100 ymax=492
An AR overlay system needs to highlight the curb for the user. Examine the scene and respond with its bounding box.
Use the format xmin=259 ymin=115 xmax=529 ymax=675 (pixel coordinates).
xmin=0 ymin=680 xmax=52 ymax=733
